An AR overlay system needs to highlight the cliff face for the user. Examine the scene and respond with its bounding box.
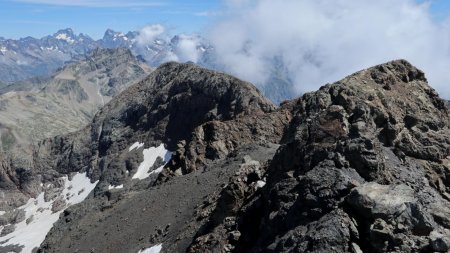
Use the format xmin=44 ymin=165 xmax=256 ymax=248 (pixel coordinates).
xmin=1 ymin=60 xmax=449 ymax=253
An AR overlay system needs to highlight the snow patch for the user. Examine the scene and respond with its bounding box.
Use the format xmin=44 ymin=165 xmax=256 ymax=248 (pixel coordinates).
xmin=55 ymin=33 xmax=75 ymax=44
xmin=0 ymin=46 xmax=7 ymax=53
xmin=132 ymin=144 xmax=171 ymax=180
xmin=108 ymin=184 xmax=124 ymax=190
xmin=62 ymin=172 xmax=98 ymax=205
xmin=138 ymin=244 xmax=162 ymax=253
xmin=113 ymin=32 xmax=128 ymax=41
xmin=0 ymin=172 xmax=98 ymax=252
xmin=256 ymin=180 xmax=266 ymax=189
xmin=129 ymin=142 xmax=144 ymax=152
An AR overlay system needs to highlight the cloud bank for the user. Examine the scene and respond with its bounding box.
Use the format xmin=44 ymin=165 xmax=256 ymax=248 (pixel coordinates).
xmin=171 ymin=34 xmax=203 ymax=63
xmin=135 ymin=24 xmax=165 ymax=45
xmin=208 ymin=0 xmax=450 ymax=98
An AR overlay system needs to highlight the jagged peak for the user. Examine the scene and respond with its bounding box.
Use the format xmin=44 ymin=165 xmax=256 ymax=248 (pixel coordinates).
xmin=310 ymin=62 xmax=448 ymax=159
xmin=354 ymin=60 xmax=445 ymax=109
xmin=150 ymin=61 xmax=268 ymax=96
xmin=359 ymin=59 xmax=427 ymax=83
xmin=311 ymin=60 xmax=442 ymax=110
xmin=54 ymin=28 xmax=75 ymax=36
xmin=102 ymin=29 xmax=128 ymax=41
xmin=103 ymin=28 xmax=118 ymax=38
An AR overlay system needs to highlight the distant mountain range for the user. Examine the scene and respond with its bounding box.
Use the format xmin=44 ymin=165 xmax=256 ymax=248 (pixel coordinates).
xmin=0 ymin=28 xmax=293 ymax=104
xmin=0 ymin=28 xmax=211 ymax=83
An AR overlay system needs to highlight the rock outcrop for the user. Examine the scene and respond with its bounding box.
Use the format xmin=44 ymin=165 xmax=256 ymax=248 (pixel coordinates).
xmin=187 ymin=60 xmax=450 ymax=253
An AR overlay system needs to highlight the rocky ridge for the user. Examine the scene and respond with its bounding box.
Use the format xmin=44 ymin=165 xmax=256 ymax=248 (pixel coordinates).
xmin=187 ymin=60 xmax=450 ymax=252
xmin=0 ymin=29 xmax=98 ymax=83
xmin=0 ymin=60 xmax=448 ymax=252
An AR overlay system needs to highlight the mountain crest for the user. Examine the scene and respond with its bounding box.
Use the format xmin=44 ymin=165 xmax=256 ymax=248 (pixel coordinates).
xmin=0 ymin=59 xmax=448 ymax=252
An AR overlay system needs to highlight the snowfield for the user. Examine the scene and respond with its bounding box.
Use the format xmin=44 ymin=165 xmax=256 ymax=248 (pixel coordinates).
xmin=131 ymin=143 xmax=172 ymax=180
xmin=0 ymin=172 xmax=98 ymax=252
xmin=138 ymin=244 xmax=162 ymax=253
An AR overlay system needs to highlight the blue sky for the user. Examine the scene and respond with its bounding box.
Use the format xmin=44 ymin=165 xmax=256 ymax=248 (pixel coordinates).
xmin=0 ymin=0 xmax=222 ymax=39
xmin=0 ymin=0 xmax=449 ymax=39
xmin=427 ymin=0 xmax=450 ymax=20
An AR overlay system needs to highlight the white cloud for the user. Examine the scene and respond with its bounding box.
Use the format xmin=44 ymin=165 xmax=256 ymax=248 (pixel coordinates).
xmin=134 ymin=25 xmax=204 ymax=64
xmin=208 ymin=0 xmax=450 ymax=99
xmin=135 ymin=24 xmax=166 ymax=46
xmin=172 ymin=34 xmax=202 ymax=63
xmin=13 ymin=0 xmax=163 ymax=7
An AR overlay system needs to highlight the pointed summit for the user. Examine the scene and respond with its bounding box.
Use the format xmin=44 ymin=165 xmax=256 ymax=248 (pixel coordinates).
xmin=54 ymin=28 xmax=75 ymax=37
xmin=101 ymin=29 xmax=131 ymax=48
xmin=103 ymin=28 xmax=116 ymax=39
xmin=53 ymin=28 xmax=77 ymax=44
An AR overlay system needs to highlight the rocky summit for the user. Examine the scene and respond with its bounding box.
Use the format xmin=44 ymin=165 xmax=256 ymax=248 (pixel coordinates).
xmin=0 ymin=60 xmax=448 ymax=253
xmin=186 ymin=60 xmax=450 ymax=253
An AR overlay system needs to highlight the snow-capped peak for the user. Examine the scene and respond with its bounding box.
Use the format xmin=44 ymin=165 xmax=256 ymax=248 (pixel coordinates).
xmin=55 ymin=33 xmax=75 ymax=44
xmin=53 ymin=28 xmax=77 ymax=44
xmin=103 ymin=29 xmax=129 ymax=42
